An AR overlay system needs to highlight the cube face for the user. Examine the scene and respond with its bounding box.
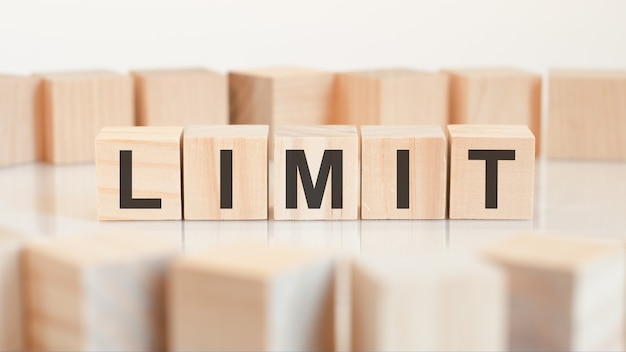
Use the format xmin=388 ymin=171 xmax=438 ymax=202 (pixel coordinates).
xmin=448 ymin=125 xmax=535 ymax=219
xmin=273 ymin=125 xmax=359 ymax=220
xmin=95 ymin=126 xmax=183 ymax=220
xmin=183 ymin=125 xmax=268 ymax=220
xmin=38 ymin=71 xmax=134 ymax=164
xmin=133 ymin=68 xmax=228 ymax=126
xmin=0 ymin=74 xmax=37 ymax=167
xmin=360 ymin=126 xmax=447 ymax=219
xmin=547 ymin=70 xmax=626 ymax=160
xmin=0 ymin=230 xmax=24 ymax=351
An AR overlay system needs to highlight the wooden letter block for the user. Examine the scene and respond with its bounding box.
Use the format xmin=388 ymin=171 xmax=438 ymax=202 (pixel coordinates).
xmin=351 ymin=253 xmax=507 ymax=351
xmin=483 ymin=234 xmax=625 ymax=351
xmin=168 ymin=243 xmax=335 ymax=351
xmin=36 ymin=70 xmax=134 ymax=163
xmin=547 ymin=70 xmax=626 ymax=160
xmin=443 ymin=68 xmax=541 ymax=153
xmin=448 ymin=124 xmax=535 ymax=219
xmin=0 ymin=229 xmax=25 ymax=351
xmin=360 ymin=125 xmax=447 ymax=219
xmin=183 ymin=125 xmax=268 ymax=220
xmin=132 ymin=68 xmax=228 ymax=126
xmin=274 ymin=125 xmax=359 ymax=220
xmin=23 ymin=233 xmax=179 ymax=352
xmin=0 ymin=74 xmax=37 ymax=167
xmin=334 ymin=68 xmax=449 ymax=126
xmin=95 ymin=126 xmax=183 ymax=220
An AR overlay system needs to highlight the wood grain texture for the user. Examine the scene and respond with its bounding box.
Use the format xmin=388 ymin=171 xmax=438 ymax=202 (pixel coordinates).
xmin=443 ymin=68 xmax=541 ymax=154
xmin=483 ymin=233 xmax=625 ymax=351
xmin=448 ymin=124 xmax=535 ymax=219
xmin=334 ymin=68 xmax=448 ymax=126
xmin=168 ymin=243 xmax=335 ymax=352
xmin=183 ymin=125 xmax=268 ymax=220
xmin=351 ymin=253 xmax=507 ymax=351
xmin=0 ymin=74 xmax=38 ymax=167
xmin=35 ymin=70 xmax=134 ymax=164
xmin=0 ymin=228 xmax=25 ymax=352
xmin=360 ymin=125 xmax=447 ymax=219
xmin=273 ymin=125 xmax=359 ymax=220
xmin=547 ymin=69 xmax=626 ymax=160
xmin=23 ymin=232 xmax=179 ymax=352
xmin=132 ymin=68 xmax=228 ymax=126
xmin=95 ymin=126 xmax=183 ymax=220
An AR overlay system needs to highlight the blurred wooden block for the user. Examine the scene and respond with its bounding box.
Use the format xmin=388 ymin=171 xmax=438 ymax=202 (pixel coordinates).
xmin=183 ymin=125 xmax=268 ymax=220
xmin=334 ymin=68 xmax=448 ymax=126
xmin=168 ymin=243 xmax=335 ymax=351
xmin=0 ymin=229 xmax=25 ymax=352
xmin=547 ymin=70 xmax=626 ymax=160
xmin=273 ymin=125 xmax=359 ymax=220
xmin=23 ymin=232 xmax=179 ymax=352
xmin=483 ymin=234 xmax=625 ymax=351
xmin=448 ymin=125 xmax=535 ymax=219
xmin=0 ymin=74 xmax=37 ymax=167
xmin=360 ymin=125 xmax=447 ymax=219
xmin=443 ymin=68 xmax=541 ymax=153
xmin=95 ymin=126 xmax=183 ymax=220
xmin=351 ymin=253 xmax=507 ymax=351
xmin=36 ymin=70 xmax=134 ymax=164
xmin=132 ymin=68 xmax=228 ymax=126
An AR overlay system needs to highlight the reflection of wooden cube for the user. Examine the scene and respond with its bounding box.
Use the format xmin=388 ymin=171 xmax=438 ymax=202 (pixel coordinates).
xmin=0 ymin=74 xmax=38 ymax=167
xmin=548 ymin=70 xmax=626 ymax=160
xmin=448 ymin=125 xmax=535 ymax=219
xmin=23 ymin=233 xmax=179 ymax=352
xmin=361 ymin=125 xmax=447 ymax=219
xmin=183 ymin=125 xmax=268 ymax=220
xmin=483 ymin=234 xmax=625 ymax=351
xmin=168 ymin=243 xmax=335 ymax=351
xmin=334 ymin=68 xmax=448 ymax=126
xmin=36 ymin=70 xmax=134 ymax=164
xmin=132 ymin=68 xmax=228 ymax=126
xmin=443 ymin=68 xmax=541 ymax=153
xmin=351 ymin=253 xmax=507 ymax=351
xmin=95 ymin=126 xmax=183 ymax=220
xmin=0 ymin=228 xmax=25 ymax=351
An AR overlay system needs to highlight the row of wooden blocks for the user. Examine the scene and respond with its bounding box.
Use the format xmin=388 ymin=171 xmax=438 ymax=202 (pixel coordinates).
xmin=96 ymin=124 xmax=535 ymax=221
xmin=1 ymin=67 xmax=625 ymax=166
xmin=1 ymin=230 xmax=623 ymax=351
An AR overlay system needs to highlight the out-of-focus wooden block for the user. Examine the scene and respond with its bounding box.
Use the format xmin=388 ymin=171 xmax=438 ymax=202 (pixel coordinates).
xmin=0 ymin=229 xmax=25 ymax=352
xmin=132 ymin=68 xmax=228 ymax=126
xmin=448 ymin=125 xmax=535 ymax=219
xmin=351 ymin=253 xmax=507 ymax=351
xmin=36 ymin=70 xmax=134 ymax=164
xmin=360 ymin=125 xmax=447 ymax=219
xmin=95 ymin=126 xmax=183 ymax=220
xmin=0 ymin=74 xmax=37 ymax=167
xmin=443 ymin=68 xmax=541 ymax=153
xmin=483 ymin=234 xmax=625 ymax=351
xmin=183 ymin=125 xmax=268 ymax=220
xmin=273 ymin=125 xmax=359 ymax=220
xmin=168 ymin=243 xmax=335 ymax=351
xmin=23 ymin=232 xmax=179 ymax=352
xmin=334 ymin=68 xmax=448 ymax=126
xmin=547 ymin=70 xmax=626 ymax=160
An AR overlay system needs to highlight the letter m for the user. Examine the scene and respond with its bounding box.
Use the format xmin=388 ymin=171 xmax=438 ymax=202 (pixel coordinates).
xmin=285 ymin=150 xmax=343 ymax=209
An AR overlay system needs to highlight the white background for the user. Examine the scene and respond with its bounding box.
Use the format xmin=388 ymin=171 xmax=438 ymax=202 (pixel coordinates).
xmin=1 ymin=0 xmax=625 ymax=75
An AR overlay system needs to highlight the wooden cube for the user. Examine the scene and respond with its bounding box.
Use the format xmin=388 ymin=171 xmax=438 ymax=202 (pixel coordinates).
xmin=351 ymin=253 xmax=507 ymax=351
xmin=273 ymin=125 xmax=359 ymax=220
xmin=23 ymin=232 xmax=179 ymax=352
xmin=547 ymin=69 xmax=626 ymax=160
xmin=183 ymin=125 xmax=268 ymax=220
xmin=132 ymin=68 xmax=228 ymax=126
xmin=360 ymin=125 xmax=447 ymax=219
xmin=448 ymin=124 xmax=535 ymax=219
xmin=443 ymin=68 xmax=541 ymax=153
xmin=483 ymin=234 xmax=625 ymax=351
xmin=0 ymin=228 xmax=25 ymax=351
xmin=95 ymin=126 xmax=183 ymax=220
xmin=334 ymin=68 xmax=448 ymax=126
xmin=36 ymin=70 xmax=134 ymax=164
xmin=0 ymin=74 xmax=37 ymax=167
xmin=168 ymin=243 xmax=335 ymax=351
